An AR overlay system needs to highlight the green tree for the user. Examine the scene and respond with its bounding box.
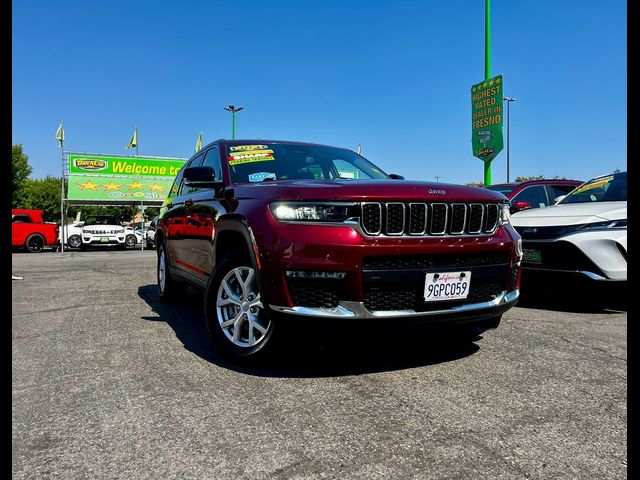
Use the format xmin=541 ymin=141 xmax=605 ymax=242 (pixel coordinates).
xmin=514 ymin=175 xmax=545 ymax=182
xmin=15 ymin=176 xmax=62 ymax=221
xmin=465 ymin=181 xmax=485 ymax=187
xmin=12 ymin=144 xmax=32 ymax=204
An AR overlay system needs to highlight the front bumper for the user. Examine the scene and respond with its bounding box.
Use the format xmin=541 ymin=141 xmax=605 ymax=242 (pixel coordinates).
xmin=82 ymin=235 xmax=126 ymax=245
xmin=271 ymin=289 xmax=518 ymax=321
xmin=520 ymin=230 xmax=627 ymax=281
xmin=252 ymin=214 xmax=521 ymax=320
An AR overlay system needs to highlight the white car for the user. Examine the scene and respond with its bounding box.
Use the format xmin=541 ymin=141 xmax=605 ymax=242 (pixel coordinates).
xmin=510 ymin=171 xmax=627 ymax=284
xmin=124 ymin=227 xmax=144 ymax=248
xmin=59 ymin=221 xmax=85 ymax=249
xmin=80 ymin=215 xmax=127 ymax=250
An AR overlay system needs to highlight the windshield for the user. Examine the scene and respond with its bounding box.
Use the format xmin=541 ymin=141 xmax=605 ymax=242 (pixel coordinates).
xmin=559 ymin=172 xmax=626 ymax=204
xmin=485 ymin=185 xmax=517 ymax=196
xmin=225 ymin=143 xmax=389 ymax=184
xmin=84 ymin=216 xmax=121 ymax=226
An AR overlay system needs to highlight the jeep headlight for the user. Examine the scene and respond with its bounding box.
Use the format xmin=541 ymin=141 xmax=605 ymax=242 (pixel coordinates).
xmin=500 ymin=203 xmax=511 ymax=225
xmin=270 ymin=202 xmax=357 ymax=222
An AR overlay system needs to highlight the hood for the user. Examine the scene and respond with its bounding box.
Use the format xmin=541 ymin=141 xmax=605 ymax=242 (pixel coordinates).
xmin=510 ymin=201 xmax=627 ymax=227
xmin=232 ymin=180 xmax=507 ymax=203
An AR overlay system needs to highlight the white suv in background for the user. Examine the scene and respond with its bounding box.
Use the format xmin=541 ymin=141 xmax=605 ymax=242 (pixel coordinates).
xmin=80 ymin=215 xmax=127 ymax=250
xmin=510 ymin=171 xmax=627 ymax=285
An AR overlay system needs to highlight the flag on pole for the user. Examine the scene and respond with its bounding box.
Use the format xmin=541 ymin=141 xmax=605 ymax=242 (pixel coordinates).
xmin=55 ymin=122 xmax=64 ymax=148
xmin=357 ymin=144 xmax=362 ymax=155
xmin=126 ymin=126 xmax=138 ymax=149
xmin=195 ymin=132 xmax=203 ymax=152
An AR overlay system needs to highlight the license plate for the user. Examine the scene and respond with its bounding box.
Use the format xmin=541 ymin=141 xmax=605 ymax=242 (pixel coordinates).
xmin=424 ymin=271 xmax=471 ymax=302
xmin=100 ymin=237 xmax=109 ymax=243
xmin=522 ymin=248 xmax=542 ymax=264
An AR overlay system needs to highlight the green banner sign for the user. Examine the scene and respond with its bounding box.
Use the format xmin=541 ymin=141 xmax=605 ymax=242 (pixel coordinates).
xmin=471 ymin=74 xmax=504 ymax=162
xmin=67 ymin=174 xmax=176 ymax=205
xmin=68 ymin=153 xmax=186 ymax=177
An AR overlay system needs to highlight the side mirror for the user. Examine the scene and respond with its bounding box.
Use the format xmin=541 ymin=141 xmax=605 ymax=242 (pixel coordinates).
xmin=389 ymin=173 xmax=405 ymax=180
xmin=512 ymin=200 xmax=532 ymax=212
xmin=553 ymin=195 xmax=566 ymax=204
xmin=184 ymin=166 xmax=220 ymax=189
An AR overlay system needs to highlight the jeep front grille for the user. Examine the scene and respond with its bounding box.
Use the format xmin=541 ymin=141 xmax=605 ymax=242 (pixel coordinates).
xmin=360 ymin=202 xmax=500 ymax=236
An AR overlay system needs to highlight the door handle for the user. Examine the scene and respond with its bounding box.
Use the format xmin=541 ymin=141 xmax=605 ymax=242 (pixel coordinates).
xmin=185 ymin=198 xmax=194 ymax=207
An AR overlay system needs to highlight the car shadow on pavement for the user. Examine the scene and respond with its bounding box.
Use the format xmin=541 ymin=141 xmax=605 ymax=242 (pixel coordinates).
xmin=516 ymin=282 xmax=628 ymax=314
xmin=137 ymin=284 xmax=482 ymax=378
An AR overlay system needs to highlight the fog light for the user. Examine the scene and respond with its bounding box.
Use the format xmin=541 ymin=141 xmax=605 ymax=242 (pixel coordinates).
xmin=286 ymin=271 xmax=346 ymax=280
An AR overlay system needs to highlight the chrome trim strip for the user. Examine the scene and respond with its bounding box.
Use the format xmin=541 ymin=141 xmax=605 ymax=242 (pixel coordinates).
xmin=408 ymin=203 xmax=428 ymax=235
xmin=450 ymin=203 xmax=467 ymax=235
xmin=385 ymin=202 xmax=405 ymax=236
xmin=521 ymin=266 xmax=621 ymax=282
xmin=430 ymin=203 xmax=448 ymax=235
xmin=467 ymin=203 xmax=484 ymax=234
xmin=361 ymin=202 xmax=382 ymax=236
xmin=270 ymin=289 xmax=519 ymax=319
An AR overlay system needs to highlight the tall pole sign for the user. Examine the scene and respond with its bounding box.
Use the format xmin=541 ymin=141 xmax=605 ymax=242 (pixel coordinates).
xmin=470 ymin=0 xmax=504 ymax=186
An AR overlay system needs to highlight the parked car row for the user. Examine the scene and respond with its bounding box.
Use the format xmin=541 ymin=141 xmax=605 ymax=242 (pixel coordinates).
xmin=152 ymin=139 xmax=626 ymax=362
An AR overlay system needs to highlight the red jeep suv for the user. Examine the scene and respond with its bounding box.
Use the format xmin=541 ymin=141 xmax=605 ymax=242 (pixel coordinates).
xmin=157 ymin=140 xmax=522 ymax=360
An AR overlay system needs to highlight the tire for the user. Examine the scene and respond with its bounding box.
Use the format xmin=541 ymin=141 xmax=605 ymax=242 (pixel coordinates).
xmin=203 ymin=253 xmax=276 ymax=361
xmin=125 ymin=234 xmax=137 ymax=248
xmin=25 ymin=234 xmax=45 ymax=253
xmin=67 ymin=234 xmax=82 ymax=249
xmin=157 ymin=242 xmax=187 ymax=301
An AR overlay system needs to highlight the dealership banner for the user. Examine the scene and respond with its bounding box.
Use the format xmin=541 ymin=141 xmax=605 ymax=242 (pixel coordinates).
xmin=471 ymin=74 xmax=504 ymax=162
xmin=68 ymin=153 xmax=186 ymax=177
xmin=66 ymin=153 xmax=187 ymax=205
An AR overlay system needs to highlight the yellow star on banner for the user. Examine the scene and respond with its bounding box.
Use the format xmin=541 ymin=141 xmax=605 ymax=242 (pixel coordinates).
xmin=150 ymin=183 xmax=166 ymax=191
xmin=495 ymin=77 xmax=501 ymax=83
xmin=103 ymin=181 xmax=122 ymax=191
xmin=78 ymin=180 xmax=100 ymax=190
xmin=489 ymin=80 xmax=494 ymax=86
xmin=128 ymin=181 xmax=144 ymax=190
xmin=472 ymin=86 xmax=476 ymax=92
xmin=482 ymin=82 xmax=488 ymax=88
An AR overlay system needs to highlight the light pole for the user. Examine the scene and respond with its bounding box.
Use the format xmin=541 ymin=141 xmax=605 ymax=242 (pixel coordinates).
xmin=503 ymin=96 xmax=516 ymax=182
xmin=224 ymin=105 xmax=244 ymax=139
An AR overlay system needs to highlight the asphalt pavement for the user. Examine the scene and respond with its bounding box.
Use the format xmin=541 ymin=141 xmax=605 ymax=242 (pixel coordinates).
xmin=12 ymin=250 xmax=627 ymax=479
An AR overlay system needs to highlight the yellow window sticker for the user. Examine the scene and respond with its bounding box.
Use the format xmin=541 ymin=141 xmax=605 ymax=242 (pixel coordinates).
xmin=574 ymin=176 xmax=613 ymax=193
xmin=228 ymin=150 xmax=275 ymax=166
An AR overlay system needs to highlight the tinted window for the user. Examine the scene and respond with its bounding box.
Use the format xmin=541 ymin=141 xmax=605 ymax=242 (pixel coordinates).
xmin=225 ymin=143 xmax=389 ymax=183
xmin=512 ymin=185 xmax=549 ymax=208
xmin=560 ymin=172 xmax=627 ymax=204
xmin=202 ymin=147 xmax=222 ymax=181
xmin=182 ymin=152 xmax=209 ymax=194
xmin=485 ymin=185 xmax=518 ymax=196
xmin=548 ymin=184 xmax=577 ymax=201
xmin=84 ymin=216 xmax=121 ymax=226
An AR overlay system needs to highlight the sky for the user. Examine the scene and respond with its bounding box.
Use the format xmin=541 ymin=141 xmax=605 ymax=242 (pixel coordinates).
xmin=12 ymin=0 xmax=626 ymax=185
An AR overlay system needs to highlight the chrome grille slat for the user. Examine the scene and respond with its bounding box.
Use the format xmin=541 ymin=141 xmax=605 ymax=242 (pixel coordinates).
xmin=360 ymin=202 xmax=500 ymax=237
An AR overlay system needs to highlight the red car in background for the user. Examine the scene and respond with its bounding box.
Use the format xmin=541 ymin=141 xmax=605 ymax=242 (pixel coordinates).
xmin=12 ymin=209 xmax=59 ymax=253
xmin=485 ymin=179 xmax=583 ymax=213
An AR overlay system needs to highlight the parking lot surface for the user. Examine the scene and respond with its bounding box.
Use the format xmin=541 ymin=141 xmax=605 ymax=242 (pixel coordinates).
xmin=12 ymin=251 xmax=627 ymax=479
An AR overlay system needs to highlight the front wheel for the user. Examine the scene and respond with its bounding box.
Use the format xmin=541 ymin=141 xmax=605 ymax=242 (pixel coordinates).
xmin=204 ymin=254 xmax=275 ymax=361
xmin=67 ymin=234 xmax=82 ymax=249
xmin=25 ymin=234 xmax=45 ymax=253
xmin=125 ymin=234 xmax=137 ymax=248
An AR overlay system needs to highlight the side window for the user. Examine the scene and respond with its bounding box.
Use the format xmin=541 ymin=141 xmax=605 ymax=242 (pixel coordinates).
xmin=513 ymin=186 xmax=549 ymax=208
xmin=202 ymin=147 xmax=222 ymax=181
xmin=168 ymin=166 xmax=186 ymax=199
xmin=548 ymin=184 xmax=577 ymax=202
xmin=179 ymin=153 xmax=206 ymax=195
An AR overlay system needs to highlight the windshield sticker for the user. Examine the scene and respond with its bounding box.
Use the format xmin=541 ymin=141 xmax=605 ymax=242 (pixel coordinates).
xmin=574 ymin=176 xmax=613 ymax=193
xmin=228 ymin=150 xmax=275 ymax=166
xmin=248 ymin=172 xmax=277 ymax=182
xmin=229 ymin=145 xmax=269 ymax=152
